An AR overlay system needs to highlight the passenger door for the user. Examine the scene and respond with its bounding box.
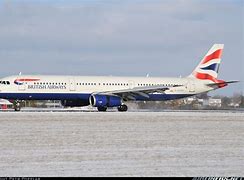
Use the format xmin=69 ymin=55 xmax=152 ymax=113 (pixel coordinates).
xmin=18 ymin=80 xmax=26 ymax=91
xmin=187 ymin=80 xmax=195 ymax=93
xmin=128 ymin=80 xmax=135 ymax=89
xmin=69 ymin=78 xmax=76 ymax=91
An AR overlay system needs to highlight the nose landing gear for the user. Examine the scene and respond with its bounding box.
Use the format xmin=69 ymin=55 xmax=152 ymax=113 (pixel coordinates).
xmin=13 ymin=101 xmax=21 ymax=111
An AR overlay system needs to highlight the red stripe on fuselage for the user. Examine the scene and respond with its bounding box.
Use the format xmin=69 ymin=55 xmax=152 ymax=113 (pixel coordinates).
xmin=15 ymin=79 xmax=40 ymax=82
xmin=202 ymin=49 xmax=223 ymax=64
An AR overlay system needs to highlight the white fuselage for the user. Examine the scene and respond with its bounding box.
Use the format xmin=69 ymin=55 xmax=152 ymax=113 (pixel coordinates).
xmin=0 ymin=75 xmax=213 ymax=102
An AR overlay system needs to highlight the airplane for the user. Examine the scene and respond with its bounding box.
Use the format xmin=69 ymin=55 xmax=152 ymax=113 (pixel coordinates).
xmin=0 ymin=44 xmax=239 ymax=112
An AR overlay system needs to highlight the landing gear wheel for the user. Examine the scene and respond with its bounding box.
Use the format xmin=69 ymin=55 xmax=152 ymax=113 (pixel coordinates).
xmin=118 ymin=104 xmax=128 ymax=112
xmin=14 ymin=106 xmax=21 ymax=111
xmin=97 ymin=106 xmax=107 ymax=112
xmin=14 ymin=101 xmax=21 ymax=112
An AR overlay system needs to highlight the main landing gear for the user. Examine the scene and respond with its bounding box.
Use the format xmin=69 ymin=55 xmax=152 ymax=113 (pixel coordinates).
xmin=117 ymin=104 xmax=128 ymax=112
xmin=97 ymin=104 xmax=128 ymax=112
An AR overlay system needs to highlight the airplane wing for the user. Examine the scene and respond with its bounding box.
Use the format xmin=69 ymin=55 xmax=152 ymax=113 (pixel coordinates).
xmin=94 ymin=85 xmax=182 ymax=100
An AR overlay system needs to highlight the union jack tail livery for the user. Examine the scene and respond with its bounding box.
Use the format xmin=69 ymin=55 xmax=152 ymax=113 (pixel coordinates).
xmin=190 ymin=44 xmax=224 ymax=81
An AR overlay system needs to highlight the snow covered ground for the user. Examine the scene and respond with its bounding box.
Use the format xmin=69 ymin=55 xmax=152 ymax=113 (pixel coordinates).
xmin=0 ymin=111 xmax=243 ymax=177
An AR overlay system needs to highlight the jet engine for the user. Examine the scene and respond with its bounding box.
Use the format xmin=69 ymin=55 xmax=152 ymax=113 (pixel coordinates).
xmin=89 ymin=94 xmax=122 ymax=107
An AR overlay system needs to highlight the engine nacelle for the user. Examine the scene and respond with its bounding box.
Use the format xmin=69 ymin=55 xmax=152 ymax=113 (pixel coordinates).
xmin=61 ymin=100 xmax=89 ymax=107
xmin=89 ymin=94 xmax=122 ymax=107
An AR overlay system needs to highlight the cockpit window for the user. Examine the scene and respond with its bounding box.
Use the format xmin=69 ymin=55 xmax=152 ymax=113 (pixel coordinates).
xmin=0 ymin=81 xmax=10 ymax=85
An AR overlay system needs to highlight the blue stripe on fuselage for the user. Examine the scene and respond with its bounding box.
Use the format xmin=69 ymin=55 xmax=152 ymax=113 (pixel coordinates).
xmin=0 ymin=93 xmax=194 ymax=102
xmin=0 ymin=93 xmax=90 ymax=101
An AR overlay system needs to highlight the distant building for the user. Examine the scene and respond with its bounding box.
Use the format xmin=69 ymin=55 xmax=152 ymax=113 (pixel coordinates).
xmin=203 ymin=98 xmax=222 ymax=108
xmin=35 ymin=100 xmax=62 ymax=108
xmin=184 ymin=97 xmax=197 ymax=104
xmin=228 ymin=102 xmax=240 ymax=108
xmin=45 ymin=100 xmax=62 ymax=108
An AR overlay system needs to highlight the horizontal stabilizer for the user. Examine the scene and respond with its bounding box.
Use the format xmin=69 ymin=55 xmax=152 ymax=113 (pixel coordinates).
xmin=206 ymin=80 xmax=239 ymax=88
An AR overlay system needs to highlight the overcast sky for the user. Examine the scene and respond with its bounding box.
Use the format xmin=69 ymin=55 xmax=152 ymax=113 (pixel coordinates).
xmin=0 ymin=0 xmax=243 ymax=96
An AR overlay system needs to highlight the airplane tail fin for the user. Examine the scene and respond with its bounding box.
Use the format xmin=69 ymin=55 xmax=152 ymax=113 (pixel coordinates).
xmin=189 ymin=44 xmax=224 ymax=82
